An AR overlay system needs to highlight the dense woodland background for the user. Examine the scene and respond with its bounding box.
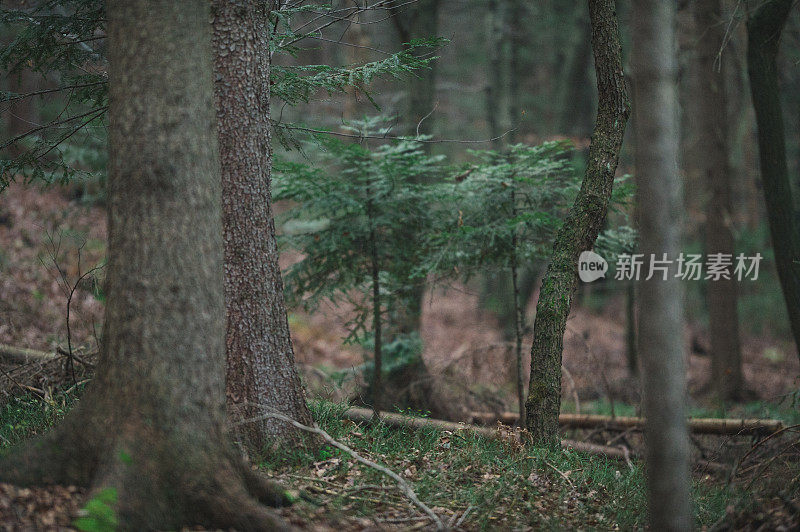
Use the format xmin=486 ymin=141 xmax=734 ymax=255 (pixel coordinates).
xmin=0 ymin=0 xmax=799 ymax=530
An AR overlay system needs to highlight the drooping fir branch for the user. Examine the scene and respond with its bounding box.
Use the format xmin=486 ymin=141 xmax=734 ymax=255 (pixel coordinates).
xmin=0 ymin=0 xmax=444 ymax=188
xmin=271 ymin=38 xmax=444 ymax=107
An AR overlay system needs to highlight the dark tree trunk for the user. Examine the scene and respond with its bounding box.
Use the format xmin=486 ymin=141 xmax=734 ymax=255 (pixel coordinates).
xmin=0 ymin=2 xmax=289 ymax=528
xmin=211 ymin=0 xmax=313 ymax=450
xmin=626 ymin=280 xmax=637 ymax=375
xmin=558 ymin=7 xmax=595 ymax=138
xmin=632 ymin=0 xmax=692 ymax=529
xmin=747 ymin=0 xmax=800 ymax=360
xmin=485 ymin=0 xmax=505 ymax=152
xmin=525 ymin=0 xmax=630 ymax=447
xmin=693 ymin=0 xmax=744 ymax=401
xmin=390 ymin=0 xmax=441 ymax=334
xmin=506 ymin=0 xmax=523 ymax=143
xmin=391 ymin=0 xmax=441 ymax=141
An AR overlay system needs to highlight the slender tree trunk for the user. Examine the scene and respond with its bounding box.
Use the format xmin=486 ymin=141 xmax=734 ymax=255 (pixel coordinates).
xmin=390 ymin=0 xmax=440 ymax=334
xmin=479 ymin=0 xmax=518 ymax=339
xmin=391 ymin=0 xmax=441 ymax=141
xmin=506 ymin=0 xmax=522 ymax=143
xmin=626 ymin=279 xmax=637 ymax=375
xmin=747 ymin=0 xmax=800 ymax=360
xmin=510 ymin=190 xmax=525 ymax=426
xmin=524 ymin=0 xmax=630 ymax=447
xmin=558 ymin=8 xmax=595 ymax=138
xmin=370 ymin=248 xmax=382 ymax=418
xmin=632 ymin=1 xmax=692 ymax=529
xmin=211 ymin=0 xmax=313 ymax=450
xmin=486 ymin=0 xmax=504 ymax=152
xmin=366 ymin=180 xmax=383 ymax=417
xmin=0 ymin=2 xmax=289 ymax=528
xmin=693 ymin=0 xmax=744 ymax=401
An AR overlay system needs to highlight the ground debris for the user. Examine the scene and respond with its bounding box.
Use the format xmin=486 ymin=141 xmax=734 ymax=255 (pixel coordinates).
xmin=0 ymin=482 xmax=83 ymax=531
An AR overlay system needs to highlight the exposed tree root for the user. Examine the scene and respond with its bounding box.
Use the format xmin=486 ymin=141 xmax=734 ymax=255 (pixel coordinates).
xmin=0 ymin=403 xmax=291 ymax=530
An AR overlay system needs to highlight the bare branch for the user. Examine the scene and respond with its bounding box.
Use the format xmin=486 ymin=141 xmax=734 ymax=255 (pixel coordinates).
xmin=233 ymin=405 xmax=445 ymax=530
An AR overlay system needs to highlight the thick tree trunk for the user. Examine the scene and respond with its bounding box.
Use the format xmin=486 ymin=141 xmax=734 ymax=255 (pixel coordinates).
xmin=632 ymin=0 xmax=692 ymax=529
xmin=693 ymin=0 xmax=744 ymax=401
xmin=211 ymin=0 xmax=313 ymax=450
xmin=747 ymin=0 xmax=800 ymax=360
xmin=524 ymin=0 xmax=630 ymax=447
xmin=0 ymin=2 xmax=289 ymax=528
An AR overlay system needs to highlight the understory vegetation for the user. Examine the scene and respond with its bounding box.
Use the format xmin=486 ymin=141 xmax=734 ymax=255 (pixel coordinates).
xmin=0 ymin=389 xmax=742 ymax=530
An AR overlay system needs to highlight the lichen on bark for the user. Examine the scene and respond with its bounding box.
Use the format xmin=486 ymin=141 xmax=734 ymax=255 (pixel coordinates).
xmin=525 ymin=0 xmax=630 ymax=447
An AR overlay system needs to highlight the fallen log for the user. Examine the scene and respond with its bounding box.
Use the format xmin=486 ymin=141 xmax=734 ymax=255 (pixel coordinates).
xmin=342 ymin=408 xmax=731 ymax=474
xmin=0 ymin=343 xmax=58 ymax=364
xmin=343 ymin=407 xmax=631 ymax=464
xmin=469 ymin=411 xmax=784 ymax=435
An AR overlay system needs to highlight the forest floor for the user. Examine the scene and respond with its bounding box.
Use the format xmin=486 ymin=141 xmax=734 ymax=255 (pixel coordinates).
xmin=1 ymin=395 xmax=798 ymax=530
xmin=1 ymin=184 xmax=799 ymax=529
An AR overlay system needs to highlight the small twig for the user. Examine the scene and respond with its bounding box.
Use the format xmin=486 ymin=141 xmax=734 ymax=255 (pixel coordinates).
xmin=737 ymin=424 xmax=799 ymax=465
xmin=415 ymin=101 xmax=438 ymax=138
xmin=455 ymin=504 xmax=474 ymax=527
xmin=235 ymin=406 xmax=445 ymax=530
xmin=617 ymin=445 xmax=634 ymax=471
xmin=276 ymin=121 xmax=515 ymax=145
xmin=543 ymin=459 xmax=575 ymax=489
xmin=377 ymin=516 xmax=428 ymax=523
xmin=0 ymin=365 xmax=35 ymax=396
xmin=62 ymin=378 xmax=91 ymax=396
xmin=744 ymin=438 xmax=800 ymax=490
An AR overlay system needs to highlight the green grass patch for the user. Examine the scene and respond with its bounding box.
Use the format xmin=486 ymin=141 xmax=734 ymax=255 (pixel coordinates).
xmin=262 ymin=400 xmax=735 ymax=530
xmin=0 ymin=384 xmax=86 ymax=451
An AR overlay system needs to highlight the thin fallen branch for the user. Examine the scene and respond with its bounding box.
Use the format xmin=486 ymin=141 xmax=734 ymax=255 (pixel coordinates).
xmin=0 ymin=343 xmax=58 ymax=364
xmin=544 ymin=459 xmax=575 ymax=489
xmin=234 ymin=407 xmax=445 ymax=530
xmin=469 ymin=411 xmax=784 ymax=435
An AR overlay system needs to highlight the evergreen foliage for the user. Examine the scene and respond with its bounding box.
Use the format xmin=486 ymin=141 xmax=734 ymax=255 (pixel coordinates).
xmin=274 ymin=117 xmax=445 ymax=339
xmin=0 ymin=1 xmax=441 ymax=188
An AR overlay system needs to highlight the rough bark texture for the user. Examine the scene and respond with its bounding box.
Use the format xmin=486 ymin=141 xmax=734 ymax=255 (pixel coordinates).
xmin=211 ymin=0 xmax=313 ymax=450
xmin=632 ymin=0 xmax=692 ymax=529
xmin=747 ymin=0 xmax=800 ymax=360
xmin=0 ymin=2 xmax=290 ymax=529
xmin=693 ymin=0 xmax=744 ymax=401
xmin=524 ymin=0 xmax=630 ymax=447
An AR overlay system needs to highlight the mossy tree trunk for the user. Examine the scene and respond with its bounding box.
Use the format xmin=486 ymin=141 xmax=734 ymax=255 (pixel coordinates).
xmin=211 ymin=0 xmax=313 ymax=450
xmin=693 ymin=0 xmax=744 ymax=402
xmin=632 ymin=0 xmax=692 ymax=528
xmin=524 ymin=0 xmax=630 ymax=447
xmin=747 ymin=0 xmax=800 ymax=360
xmin=0 ymin=2 xmax=290 ymax=528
